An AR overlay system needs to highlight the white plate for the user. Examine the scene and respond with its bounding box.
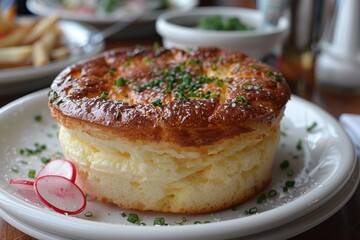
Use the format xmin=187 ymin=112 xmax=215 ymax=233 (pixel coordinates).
xmin=0 ymin=89 xmax=357 ymax=240
xmin=0 ymin=20 xmax=103 ymax=95
xmin=1 ymin=159 xmax=358 ymax=240
xmin=26 ymin=0 xmax=199 ymax=24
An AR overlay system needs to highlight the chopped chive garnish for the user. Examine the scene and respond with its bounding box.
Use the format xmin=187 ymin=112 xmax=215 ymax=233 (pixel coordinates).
xmin=115 ymin=111 xmax=120 ymax=119
xmin=175 ymin=217 xmax=187 ymax=225
xmin=264 ymin=70 xmax=273 ymax=77
xmin=241 ymin=81 xmax=254 ymax=90
xmin=84 ymin=212 xmax=93 ymax=217
xmin=287 ymin=169 xmax=294 ymax=177
xmin=34 ymin=115 xmax=42 ymax=122
xmin=108 ymin=67 xmax=115 ymax=76
xmin=153 ymin=217 xmax=166 ymax=226
xmin=49 ymin=91 xmax=58 ymax=103
xmin=28 ymin=169 xmax=36 ymax=179
xmin=245 ymin=207 xmax=258 ymax=215
xmin=283 ymin=186 xmax=288 ymax=192
xmin=211 ymin=62 xmax=217 ymax=70
xmin=114 ymin=77 xmax=127 ymax=87
xmin=20 ymin=143 xmax=47 ymax=156
xmin=285 ymin=180 xmax=295 ymax=188
xmin=216 ymin=79 xmax=223 ymax=87
xmin=41 ymin=157 xmax=51 ymax=164
xmin=152 ymin=41 xmax=160 ymax=50
xmin=226 ymin=77 xmax=234 ymax=83
xmin=151 ymin=99 xmax=162 ymax=107
xmin=274 ymin=73 xmax=283 ymax=82
xmin=127 ymin=213 xmax=139 ymax=223
xmin=121 ymin=212 xmax=127 ymax=217
xmin=142 ymin=56 xmax=151 ymax=63
xmin=306 ymin=122 xmax=318 ymax=132
xmin=56 ymin=99 xmax=63 ymax=106
xmin=256 ymin=193 xmax=266 ymax=204
xmin=209 ymin=92 xmax=220 ymax=98
xmin=250 ymin=63 xmax=261 ymax=70
xmin=100 ymin=92 xmax=109 ymax=99
xmin=249 ymin=207 xmax=258 ymax=214
xmin=280 ymin=160 xmax=290 ymax=170
xmin=134 ymin=85 xmax=143 ymax=92
xmin=268 ymin=189 xmax=277 ymax=197
xmin=123 ymin=59 xmax=134 ymax=67
xmin=137 ymin=221 xmax=146 ymax=226
xmin=189 ymin=59 xmax=202 ymax=65
xmin=296 ymin=140 xmax=302 ymax=151
xmin=235 ymin=95 xmax=249 ymax=104
xmin=194 ymin=221 xmax=202 ymax=224
xmin=11 ymin=165 xmax=19 ymax=173
xmin=52 ymin=152 xmax=64 ymax=158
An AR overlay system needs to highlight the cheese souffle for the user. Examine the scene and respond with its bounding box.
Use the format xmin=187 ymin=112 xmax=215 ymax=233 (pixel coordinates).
xmin=48 ymin=47 xmax=290 ymax=214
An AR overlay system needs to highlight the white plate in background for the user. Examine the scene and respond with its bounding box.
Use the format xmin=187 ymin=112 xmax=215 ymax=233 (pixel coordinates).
xmin=0 ymin=90 xmax=357 ymax=239
xmin=26 ymin=0 xmax=199 ymax=24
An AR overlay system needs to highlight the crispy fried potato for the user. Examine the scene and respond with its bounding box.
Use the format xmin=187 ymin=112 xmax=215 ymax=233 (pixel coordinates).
xmin=0 ymin=24 xmax=33 ymax=48
xmin=0 ymin=46 xmax=32 ymax=64
xmin=0 ymin=5 xmax=18 ymax=34
xmin=0 ymin=13 xmax=70 ymax=69
xmin=40 ymin=29 xmax=57 ymax=52
xmin=23 ymin=15 xmax=59 ymax=44
xmin=0 ymin=15 xmax=18 ymax=34
xmin=4 ymin=5 xmax=17 ymax=20
xmin=51 ymin=46 xmax=70 ymax=60
xmin=32 ymin=40 xmax=49 ymax=67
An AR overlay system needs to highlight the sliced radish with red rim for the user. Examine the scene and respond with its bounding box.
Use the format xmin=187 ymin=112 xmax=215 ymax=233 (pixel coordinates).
xmin=9 ymin=179 xmax=34 ymax=186
xmin=34 ymin=175 xmax=86 ymax=215
xmin=37 ymin=159 xmax=76 ymax=182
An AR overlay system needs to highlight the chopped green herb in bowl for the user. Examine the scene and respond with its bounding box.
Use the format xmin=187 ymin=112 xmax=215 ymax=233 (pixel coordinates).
xmin=197 ymin=16 xmax=254 ymax=31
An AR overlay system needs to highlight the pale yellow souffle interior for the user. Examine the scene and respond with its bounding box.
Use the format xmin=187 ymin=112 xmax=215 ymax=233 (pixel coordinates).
xmin=59 ymin=123 xmax=280 ymax=214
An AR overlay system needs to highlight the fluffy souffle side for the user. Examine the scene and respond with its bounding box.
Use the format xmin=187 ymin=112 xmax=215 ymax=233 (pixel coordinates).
xmin=48 ymin=47 xmax=291 ymax=213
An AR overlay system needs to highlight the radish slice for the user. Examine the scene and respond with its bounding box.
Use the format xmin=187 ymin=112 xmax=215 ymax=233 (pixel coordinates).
xmin=37 ymin=159 xmax=76 ymax=182
xmin=9 ymin=179 xmax=35 ymax=186
xmin=34 ymin=175 xmax=86 ymax=215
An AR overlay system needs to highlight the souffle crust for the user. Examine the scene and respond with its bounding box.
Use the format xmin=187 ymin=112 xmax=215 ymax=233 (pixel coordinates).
xmin=48 ymin=47 xmax=290 ymax=147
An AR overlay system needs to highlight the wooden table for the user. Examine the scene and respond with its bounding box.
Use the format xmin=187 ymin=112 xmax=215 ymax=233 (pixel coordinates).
xmin=1 ymin=37 xmax=360 ymax=240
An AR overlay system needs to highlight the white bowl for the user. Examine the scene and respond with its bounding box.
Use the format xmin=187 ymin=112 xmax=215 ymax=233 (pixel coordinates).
xmin=156 ymin=7 xmax=289 ymax=59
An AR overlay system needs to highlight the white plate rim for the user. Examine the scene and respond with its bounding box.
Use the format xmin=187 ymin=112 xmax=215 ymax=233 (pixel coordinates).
xmin=0 ymin=89 xmax=357 ymax=240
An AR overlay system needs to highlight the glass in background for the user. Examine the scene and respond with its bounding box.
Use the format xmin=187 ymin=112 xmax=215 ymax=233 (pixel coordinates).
xmin=315 ymin=0 xmax=360 ymax=95
xmin=279 ymin=0 xmax=334 ymax=99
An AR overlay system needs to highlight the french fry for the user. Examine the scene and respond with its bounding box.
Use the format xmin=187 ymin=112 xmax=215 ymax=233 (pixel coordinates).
xmin=0 ymin=24 xmax=33 ymax=48
xmin=4 ymin=5 xmax=17 ymax=20
xmin=0 ymin=11 xmax=70 ymax=69
xmin=51 ymin=46 xmax=70 ymax=60
xmin=0 ymin=5 xmax=18 ymax=34
xmin=32 ymin=40 xmax=49 ymax=67
xmin=0 ymin=15 xmax=17 ymax=34
xmin=0 ymin=46 xmax=32 ymax=64
xmin=42 ymin=29 xmax=58 ymax=52
xmin=23 ymin=15 xmax=59 ymax=44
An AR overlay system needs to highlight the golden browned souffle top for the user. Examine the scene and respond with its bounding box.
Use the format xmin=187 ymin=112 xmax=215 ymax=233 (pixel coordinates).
xmin=48 ymin=47 xmax=291 ymax=146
